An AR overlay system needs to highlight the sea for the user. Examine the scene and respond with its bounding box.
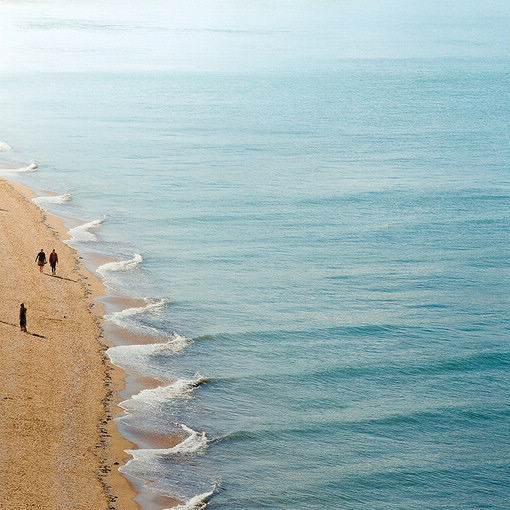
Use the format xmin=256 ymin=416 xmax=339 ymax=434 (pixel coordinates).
xmin=0 ymin=1 xmax=509 ymax=509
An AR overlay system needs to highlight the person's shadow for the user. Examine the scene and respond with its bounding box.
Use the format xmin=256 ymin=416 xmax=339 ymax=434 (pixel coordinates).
xmin=0 ymin=320 xmax=46 ymax=338
xmin=44 ymin=273 xmax=77 ymax=283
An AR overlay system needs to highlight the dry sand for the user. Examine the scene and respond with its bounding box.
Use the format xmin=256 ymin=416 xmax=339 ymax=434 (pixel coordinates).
xmin=0 ymin=178 xmax=138 ymax=509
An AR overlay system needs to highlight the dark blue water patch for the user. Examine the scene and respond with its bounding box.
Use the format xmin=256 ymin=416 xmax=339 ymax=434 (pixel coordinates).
xmin=451 ymin=192 xmax=510 ymax=202
xmin=230 ymin=350 xmax=510 ymax=383
xmin=407 ymin=303 xmax=449 ymax=309
xmin=324 ymin=273 xmax=353 ymax=281
xmin=207 ymin=426 xmax=510 ymax=509
xmin=416 ymin=351 xmax=510 ymax=374
xmin=211 ymin=430 xmax=258 ymax=443
xmin=209 ymin=399 xmax=508 ymax=450
xmin=196 ymin=323 xmax=426 ymax=344
xmin=468 ymin=257 xmax=510 ymax=269
xmin=195 ymin=324 xmax=501 ymax=359
xmin=147 ymin=326 xmax=509 ymax=400
xmin=343 ymin=404 xmax=509 ymax=437
xmin=332 ymin=463 xmax=510 ymax=509
xmin=465 ymin=218 xmax=508 ymax=226
xmin=212 ymin=423 xmax=342 ymax=445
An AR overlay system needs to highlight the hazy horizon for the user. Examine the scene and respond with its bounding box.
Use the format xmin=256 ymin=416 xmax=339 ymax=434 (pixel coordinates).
xmin=1 ymin=0 xmax=509 ymax=73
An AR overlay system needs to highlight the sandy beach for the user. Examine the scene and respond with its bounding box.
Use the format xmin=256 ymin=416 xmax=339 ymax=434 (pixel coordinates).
xmin=0 ymin=178 xmax=138 ymax=509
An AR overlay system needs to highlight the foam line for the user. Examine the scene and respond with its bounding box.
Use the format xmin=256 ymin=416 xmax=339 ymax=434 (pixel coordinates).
xmin=125 ymin=424 xmax=208 ymax=460
xmin=106 ymin=297 xmax=168 ymax=328
xmin=32 ymin=193 xmax=72 ymax=206
xmin=68 ymin=217 xmax=104 ymax=242
xmin=120 ymin=375 xmax=209 ymax=410
xmin=107 ymin=331 xmax=192 ymax=363
xmin=169 ymin=488 xmax=215 ymax=510
xmin=107 ymin=333 xmax=193 ymax=375
xmin=97 ymin=253 xmax=143 ymax=277
xmin=0 ymin=161 xmax=38 ymax=172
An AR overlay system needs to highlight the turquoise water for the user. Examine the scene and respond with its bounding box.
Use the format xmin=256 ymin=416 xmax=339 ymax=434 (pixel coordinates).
xmin=1 ymin=2 xmax=510 ymax=509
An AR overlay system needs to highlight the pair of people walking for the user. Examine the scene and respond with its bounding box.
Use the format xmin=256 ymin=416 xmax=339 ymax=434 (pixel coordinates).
xmin=23 ymin=249 xmax=59 ymax=332
xmin=35 ymin=248 xmax=58 ymax=276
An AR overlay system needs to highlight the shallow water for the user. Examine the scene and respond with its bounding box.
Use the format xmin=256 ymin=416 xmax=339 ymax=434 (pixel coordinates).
xmin=1 ymin=1 xmax=510 ymax=508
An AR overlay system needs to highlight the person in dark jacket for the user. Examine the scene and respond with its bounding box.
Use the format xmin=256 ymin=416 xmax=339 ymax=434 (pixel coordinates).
xmin=35 ymin=249 xmax=46 ymax=273
xmin=19 ymin=303 xmax=27 ymax=332
xmin=49 ymin=249 xmax=58 ymax=276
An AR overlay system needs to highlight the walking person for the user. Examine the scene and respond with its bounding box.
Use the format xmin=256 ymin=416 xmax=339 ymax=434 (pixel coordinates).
xmin=49 ymin=249 xmax=58 ymax=276
xmin=19 ymin=303 xmax=27 ymax=332
xmin=35 ymin=249 xmax=46 ymax=273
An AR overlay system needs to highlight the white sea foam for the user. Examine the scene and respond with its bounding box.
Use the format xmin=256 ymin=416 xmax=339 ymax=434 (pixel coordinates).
xmin=107 ymin=332 xmax=193 ymax=373
xmin=169 ymin=488 xmax=215 ymax=510
xmin=109 ymin=331 xmax=193 ymax=358
xmin=0 ymin=161 xmax=38 ymax=172
xmin=68 ymin=217 xmax=104 ymax=242
xmin=97 ymin=253 xmax=143 ymax=277
xmin=107 ymin=297 xmax=168 ymax=328
xmin=172 ymin=424 xmax=209 ymax=454
xmin=155 ymin=332 xmax=193 ymax=354
xmin=0 ymin=141 xmax=12 ymax=152
xmin=32 ymin=193 xmax=72 ymax=206
xmin=124 ymin=424 xmax=208 ymax=461
xmin=121 ymin=375 xmax=208 ymax=411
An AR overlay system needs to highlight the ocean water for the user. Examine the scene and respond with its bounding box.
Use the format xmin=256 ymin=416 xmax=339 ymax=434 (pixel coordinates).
xmin=1 ymin=2 xmax=510 ymax=509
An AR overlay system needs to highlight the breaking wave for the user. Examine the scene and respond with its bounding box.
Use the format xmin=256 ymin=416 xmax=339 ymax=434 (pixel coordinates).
xmin=170 ymin=488 xmax=215 ymax=510
xmin=97 ymin=253 xmax=143 ymax=277
xmin=107 ymin=332 xmax=193 ymax=374
xmin=68 ymin=217 xmax=104 ymax=242
xmin=0 ymin=161 xmax=38 ymax=172
xmin=106 ymin=297 xmax=168 ymax=328
xmin=32 ymin=193 xmax=72 ymax=206
xmin=124 ymin=424 xmax=209 ymax=460
xmin=0 ymin=141 xmax=13 ymax=151
xmin=120 ymin=375 xmax=209 ymax=411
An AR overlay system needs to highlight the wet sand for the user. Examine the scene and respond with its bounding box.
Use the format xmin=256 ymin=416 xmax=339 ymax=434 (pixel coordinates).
xmin=0 ymin=178 xmax=138 ymax=509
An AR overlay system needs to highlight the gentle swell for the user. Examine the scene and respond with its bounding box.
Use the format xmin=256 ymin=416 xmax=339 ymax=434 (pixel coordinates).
xmin=68 ymin=218 xmax=104 ymax=242
xmin=97 ymin=253 xmax=143 ymax=277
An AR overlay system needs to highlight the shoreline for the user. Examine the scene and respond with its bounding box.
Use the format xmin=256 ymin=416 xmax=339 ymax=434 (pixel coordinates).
xmin=0 ymin=177 xmax=139 ymax=509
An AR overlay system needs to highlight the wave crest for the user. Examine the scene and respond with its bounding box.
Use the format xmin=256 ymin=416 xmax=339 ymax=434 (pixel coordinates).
xmin=0 ymin=141 xmax=13 ymax=152
xmin=170 ymin=488 xmax=215 ymax=510
xmin=0 ymin=161 xmax=38 ymax=172
xmin=172 ymin=424 xmax=209 ymax=455
xmin=121 ymin=375 xmax=209 ymax=410
xmin=68 ymin=217 xmax=104 ymax=242
xmin=107 ymin=332 xmax=193 ymax=373
xmin=32 ymin=193 xmax=72 ymax=206
xmin=153 ymin=332 xmax=193 ymax=354
xmin=107 ymin=297 xmax=168 ymax=327
xmin=125 ymin=424 xmax=208 ymax=460
xmin=97 ymin=253 xmax=143 ymax=277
